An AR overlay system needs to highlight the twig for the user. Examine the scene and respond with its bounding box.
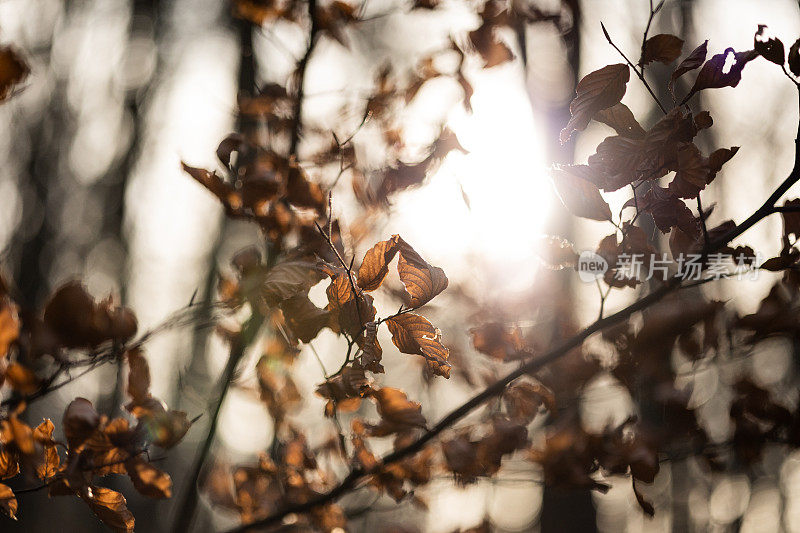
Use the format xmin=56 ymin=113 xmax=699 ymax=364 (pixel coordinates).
xmin=601 ymin=22 xmax=668 ymax=115
xmin=224 ymin=83 xmax=800 ymax=533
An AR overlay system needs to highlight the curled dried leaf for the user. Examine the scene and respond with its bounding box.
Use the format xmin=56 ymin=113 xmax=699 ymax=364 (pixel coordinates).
xmin=385 ymin=313 xmax=450 ymax=378
xmin=560 ymin=63 xmax=629 ymax=143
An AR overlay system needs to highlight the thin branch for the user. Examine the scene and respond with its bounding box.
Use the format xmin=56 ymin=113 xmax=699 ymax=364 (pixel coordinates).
xmin=601 ymin=22 xmax=668 ymax=115
xmin=224 ymin=83 xmax=800 ymax=533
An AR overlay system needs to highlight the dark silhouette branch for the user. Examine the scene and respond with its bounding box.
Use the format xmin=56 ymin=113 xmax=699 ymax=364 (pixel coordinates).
xmin=224 ymin=83 xmax=800 ymax=533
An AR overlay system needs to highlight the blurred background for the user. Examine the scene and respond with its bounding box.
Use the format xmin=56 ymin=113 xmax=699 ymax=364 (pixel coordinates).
xmin=1 ymin=0 xmax=800 ymax=531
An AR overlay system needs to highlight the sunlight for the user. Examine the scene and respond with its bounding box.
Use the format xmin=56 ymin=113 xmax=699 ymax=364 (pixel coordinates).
xmin=394 ymin=64 xmax=552 ymax=290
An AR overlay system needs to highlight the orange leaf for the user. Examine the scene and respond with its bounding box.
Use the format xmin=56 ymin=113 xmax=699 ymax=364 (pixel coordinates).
xmin=126 ymin=348 xmax=151 ymax=406
xmin=372 ymin=387 xmax=427 ymax=428
xmin=126 ymin=457 xmax=172 ymax=499
xmin=33 ymin=419 xmax=59 ymax=480
xmin=0 ymin=483 xmax=16 ymax=520
xmin=396 ymin=237 xmax=448 ymax=307
xmin=82 ymin=486 xmax=135 ymax=533
xmin=560 ymin=63 xmax=629 ymax=143
xmin=5 ymin=363 xmax=39 ymax=395
xmin=385 ymin=313 xmax=450 ymax=378
xmin=357 ymin=235 xmax=400 ymax=291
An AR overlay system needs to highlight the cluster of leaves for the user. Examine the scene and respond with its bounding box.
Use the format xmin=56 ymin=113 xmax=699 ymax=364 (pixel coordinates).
xmin=0 ymin=277 xmax=193 ymax=530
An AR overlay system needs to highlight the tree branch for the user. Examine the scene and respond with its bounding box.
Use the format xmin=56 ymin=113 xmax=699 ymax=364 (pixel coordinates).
xmin=224 ymin=84 xmax=800 ymax=533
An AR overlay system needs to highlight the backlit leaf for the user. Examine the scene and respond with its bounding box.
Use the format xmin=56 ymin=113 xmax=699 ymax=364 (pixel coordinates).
xmin=640 ymin=34 xmax=684 ymax=66
xmin=385 ymin=313 xmax=450 ymax=378
xmin=396 ymin=237 xmax=448 ymax=307
xmin=126 ymin=457 xmax=172 ymax=499
xmin=684 ymin=47 xmax=758 ymax=103
xmin=357 ymin=235 xmax=400 ymax=291
xmin=669 ymin=40 xmax=707 ymax=94
xmin=0 ymin=483 xmax=16 ymax=520
xmin=82 ymin=486 xmax=135 ymax=533
xmin=551 ymin=166 xmax=613 ymax=221
xmin=593 ymin=103 xmax=645 ymax=139
xmin=560 ymin=63 xmax=629 ymax=143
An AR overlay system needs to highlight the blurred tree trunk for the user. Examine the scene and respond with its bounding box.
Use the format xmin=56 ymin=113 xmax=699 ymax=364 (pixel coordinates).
xmin=532 ymin=1 xmax=598 ymax=531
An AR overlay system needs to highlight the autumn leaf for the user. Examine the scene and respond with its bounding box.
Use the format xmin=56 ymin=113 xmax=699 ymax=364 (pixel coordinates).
xmin=789 ymin=38 xmax=800 ymax=76
xmin=357 ymin=235 xmax=400 ymax=291
xmin=81 ymin=486 xmax=135 ymax=533
xmin=43 ymin=282 xmax=137 ymax=349
xmin=385 ymin=313 xmax=450 ymax=378
xmin=560 ymin=63 xmax=630 ymax=143
xmin=396 ymin=237 xmax=448 ymax=307
xmin=551 ymin=165 xmax=613 ymax=221
xmin=126 ymin=457 xmax=172 ymax=499
xmin=669 ymin=40 xmax=707 ymax=94
xmin=0 ymin=483 xmax=16 ymax=520
xmin=683 ymin=47 xmax=758 ymax=104
xmin=126 ymin=348 xmax=151 ymax=407
xmin=5 ymin=363 xmax=39 ymax=395
xmin=754 ymin=25 xmax=785 ymax=65
xmin=262 ymin=260 xmax=323 ymax=306
xmin=0 ymin=295 xmax=19 ymax=362
xmin=470 ymin=323 xmax=526 ymax=361
xmin=535 ymin=235 xmax=578 ymax=270
xmin=0 ymin=47 xmax=29 ymax=102
xmin=593 ymin=103 xmax=645 ymax=139
xmin=63 ymin=398 xmax=101 ymax=450
xmin=371 ymin=387 xmax=427 ymax=429
xmin=33 ymin=419 xmax=59 ymax=480
xmin=640 ymin=34 xmax=684 ymax=66
xmin=182 ymin=162 xmax=242 ymax=213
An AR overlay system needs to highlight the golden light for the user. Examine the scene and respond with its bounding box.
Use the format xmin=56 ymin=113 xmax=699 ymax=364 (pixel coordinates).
xmin=393 ymin=62 xmax=553 ymax=291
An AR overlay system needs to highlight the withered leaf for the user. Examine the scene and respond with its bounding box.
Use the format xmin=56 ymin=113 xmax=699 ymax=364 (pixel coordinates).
xmin=551 ymin=165 xmax=613 ymax=221
xmin=126 ymin=457 xmax=172 ymax=499
xmin=781 ymin=199 xmax=800 ymax=238
xmin=754 ymin=25 xmax=785 ymax=65
xmin=594 ymin=103 xmax=645 ymax=139
xmin=640 ymin=34 xmax=684 ymax=66
xmin=126 ymin=348 xmax=151 ymax=406
xmin=535 ymin=235 xmax=578 ymax=270
xmin=262 ymin=260 xmax=323 ymax=306
xmin=0 ymin=483 xmax=16 ymax=520
xmin=684 ymin=47 xmax=758 ymax=104
xmin=43 ymin=282 xmax=137 ymax=349
xmin=396 ymin=237 xmax=448 ymax=307
xmin=82 ymin=486 xmax=135 ymax=533
xmin=385 ymin=313 xmax=450 ymax=378
xmin=470 ymin=323 xmax=526 ymax=361
xmin=5 ymin=363 xmax=39 ymax=395
xmin=357 ymin=235 xmax=400 ymax=291
xmin=0 ymin=295 xmax=19 ymax=361
xmin=33 ymin=419 xmax=59 ymax=480
xmin=669 ymin=40 xmax=707 ymax=94
xmin=789 ymin=38 xmax=800 ymax=76
xmin=560 ymin=63 xmax=629 ymax=143
xmin=372 ymin=387 xmax=427 ymax=429
xmin=182 ymin=162 xmax=242 ymax=213
xmin=0 ymin=47 xmax=29 ymax=102
xmin=63 ymin=398 xmax=101 ymax=450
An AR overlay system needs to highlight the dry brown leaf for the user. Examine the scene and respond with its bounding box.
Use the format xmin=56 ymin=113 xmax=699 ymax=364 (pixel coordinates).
xmin=560 ymin=63 xmax=629 ymax=143
xmin=385 ymin=313 xmax=450 ymax=378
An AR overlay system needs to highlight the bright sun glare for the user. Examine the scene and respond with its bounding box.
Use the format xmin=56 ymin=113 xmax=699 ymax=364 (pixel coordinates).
xmin=394 ymin=64 xmax=552 ymax=291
